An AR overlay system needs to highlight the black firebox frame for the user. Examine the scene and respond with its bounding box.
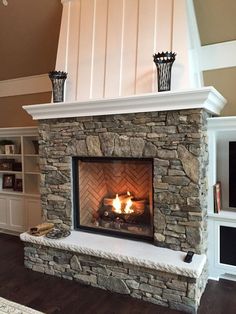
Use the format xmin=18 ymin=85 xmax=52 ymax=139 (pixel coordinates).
xmin=72 ymin=156 xmax=154 ymax=243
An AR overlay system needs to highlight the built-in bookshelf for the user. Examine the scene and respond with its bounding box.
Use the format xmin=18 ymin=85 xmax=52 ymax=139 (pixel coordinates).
xmin=207 ymin=117 xmax=236 ymax=280
xmin=0 ymin=127 xmax=41 ymax=233
xmin=0 ymin=130 xmax=40 ymax=196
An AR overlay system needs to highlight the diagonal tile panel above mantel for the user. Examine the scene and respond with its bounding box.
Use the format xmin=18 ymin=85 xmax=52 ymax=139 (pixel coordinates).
xmin=23 ymin=87 xmax=226 ymax=120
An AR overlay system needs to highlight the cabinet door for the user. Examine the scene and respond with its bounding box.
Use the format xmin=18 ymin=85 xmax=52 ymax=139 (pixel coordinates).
xmin=0 ymin=195 xmax=9 ymax=229
xmin=8 ymin=196 xmax=27 ymax=232
xmin=26 ymin=198 xmax=42 ymax=228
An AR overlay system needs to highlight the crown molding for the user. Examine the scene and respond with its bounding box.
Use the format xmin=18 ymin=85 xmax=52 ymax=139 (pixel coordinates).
xmin=201 ymin=40 xmax=236 ymax=71
xmin=0 ymin=74 xmax=51 ymax=98
xmin=23 ymin=87 xmax=226 ymax=121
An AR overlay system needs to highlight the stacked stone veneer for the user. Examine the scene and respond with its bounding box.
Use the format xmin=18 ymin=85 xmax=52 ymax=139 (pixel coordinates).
xmin=39 ymin=109 xmax=209 ymax=254
xmin=24 ymin=242 xmax=207 ymax=313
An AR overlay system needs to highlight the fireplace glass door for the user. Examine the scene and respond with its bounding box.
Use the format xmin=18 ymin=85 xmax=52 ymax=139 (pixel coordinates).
xmin=73 ymin=157 xmax=153 ymax=241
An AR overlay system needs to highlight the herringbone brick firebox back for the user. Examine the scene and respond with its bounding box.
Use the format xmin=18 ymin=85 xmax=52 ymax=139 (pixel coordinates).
xmin=78 ymin=159 xmax=152 ymax=226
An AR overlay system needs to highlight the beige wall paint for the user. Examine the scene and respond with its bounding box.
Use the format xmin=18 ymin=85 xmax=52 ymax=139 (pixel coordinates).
xmin=203 ymin=67 xmax=236 ymax=116
xmin=0 ymin=0 xmax=62 ymax=80
xmin=194 ymin=0 xmax=236 ymax=45
xmin=0 ymin=0 xmax=61 ymax=128
xmin=0 ymin=93 xmax=51 ymax=127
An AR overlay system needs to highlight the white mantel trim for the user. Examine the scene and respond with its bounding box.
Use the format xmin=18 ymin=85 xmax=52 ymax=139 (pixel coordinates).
xmin=23 ymin=86 xmax=226 ymax=121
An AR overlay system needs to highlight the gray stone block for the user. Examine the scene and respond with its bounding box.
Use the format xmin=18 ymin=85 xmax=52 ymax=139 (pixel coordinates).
xmin=139 ymin=283 xmax=162 ymax=295
xmin=74 ymin=274 xmax=97 ymax=285
xmin=98 ymin=275 xmax=130 ymax=294
xmin=70 ymin=255 xmax=82 ymax=271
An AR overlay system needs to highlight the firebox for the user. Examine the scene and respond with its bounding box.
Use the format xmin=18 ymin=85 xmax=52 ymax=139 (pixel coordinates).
xmin=73 ymin=157 xmax=153 ymax=241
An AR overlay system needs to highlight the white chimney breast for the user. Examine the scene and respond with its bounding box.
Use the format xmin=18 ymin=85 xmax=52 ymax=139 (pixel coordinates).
xmin=56 ymin=0 xmax=202 ymax=102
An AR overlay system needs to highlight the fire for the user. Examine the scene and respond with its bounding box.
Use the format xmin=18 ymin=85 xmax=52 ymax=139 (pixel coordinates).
xmin=124 ymin=198 xmax=134 ymax=214
xmin=112 ymin=192 xmax=134 ymax=214
xmin=113 ymin=194 xmax=122 ymax=213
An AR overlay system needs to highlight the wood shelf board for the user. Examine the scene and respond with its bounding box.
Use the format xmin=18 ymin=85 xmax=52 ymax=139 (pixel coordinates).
xmin=0 ymin=189 xmax=23 ymax=196
xmin=0 ymin=190 xmax=40 ymax=197
xmin=0 ymin=170 xmax=39 ymax=174
xmin=0 ymin=154 xmax=22 ymax=157
xmin=0 ymin=170 xmax=22 ymax=174
xmin=208 ymin=210 xmax=236 ymax=221
xmin=0 ymin=127 xmax=38 ymax=137
xmin=24 ymin=193 xmax=40 ymax=198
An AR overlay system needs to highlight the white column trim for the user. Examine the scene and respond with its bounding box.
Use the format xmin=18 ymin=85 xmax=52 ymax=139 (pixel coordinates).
xmin=171 ymin=0 xmax=203 ymax=90
xmin=200 ymin=40 xmax=236 ymax=71
xmin=0 ymin=74 xmax=52 ymax=98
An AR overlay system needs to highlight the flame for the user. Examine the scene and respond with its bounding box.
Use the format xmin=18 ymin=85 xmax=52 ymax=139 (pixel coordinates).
xmin=124 ymin=197 xmax=134 ymax=214
xmin=112 ymin=192 xmax=134 ymax=214
xmin=113 ymin=194 xmax=122 ymax=213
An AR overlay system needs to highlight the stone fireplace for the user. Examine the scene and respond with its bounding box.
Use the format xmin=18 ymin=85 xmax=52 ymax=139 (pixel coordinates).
xmin=38 ymin=104 xmax=209 ymax=253
xmin=19 ymin=0 xmax=227 ymax=312
xmin=20 ymin=88 xmax=226 ymax=313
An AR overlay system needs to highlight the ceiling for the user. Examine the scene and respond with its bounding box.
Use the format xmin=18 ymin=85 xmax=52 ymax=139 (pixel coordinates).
xmin=193 ymin=0 xmax=236 ymax=45
xmin=0 ymin=0 xmax=62 ymax=80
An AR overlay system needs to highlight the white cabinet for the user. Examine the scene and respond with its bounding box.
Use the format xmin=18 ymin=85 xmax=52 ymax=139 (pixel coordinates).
xmin=207 ymin=117 xmax=236 ymax=280
xmin=0 ymin=127 xmax=42 ymax=233
xmin=0 ymin=195 xmax=8 ymax=229
xmin=8 ymin=195 xmax=26 ymax=232
xmin=0 ymin=193 xmax=41 ymax=233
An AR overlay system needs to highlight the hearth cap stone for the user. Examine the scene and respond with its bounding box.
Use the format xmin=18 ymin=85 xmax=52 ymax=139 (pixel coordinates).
xmin=20 ymin=231 xmax=206 ymax=279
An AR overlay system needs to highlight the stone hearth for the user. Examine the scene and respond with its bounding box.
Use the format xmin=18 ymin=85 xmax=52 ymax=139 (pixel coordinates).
xmin=21 ymin=231 xmax=207 ymax=313
xmin=21 ymin=89 xmax=226 ymax=313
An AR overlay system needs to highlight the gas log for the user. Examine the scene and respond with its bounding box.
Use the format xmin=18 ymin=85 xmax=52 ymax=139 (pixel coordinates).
xmin=103 ymin=193 xmax=146 ymax=214
xmin=91 ymin=193 xmax=150 ymax=228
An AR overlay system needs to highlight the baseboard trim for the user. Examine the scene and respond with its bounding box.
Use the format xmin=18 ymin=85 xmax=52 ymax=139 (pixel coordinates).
xmin=0 ymin=229 xmax=20 ymax=236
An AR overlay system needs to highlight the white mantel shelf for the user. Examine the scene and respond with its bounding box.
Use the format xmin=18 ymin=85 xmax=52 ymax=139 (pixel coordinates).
xmin=23 ymin=87 xmax=226 ymax=120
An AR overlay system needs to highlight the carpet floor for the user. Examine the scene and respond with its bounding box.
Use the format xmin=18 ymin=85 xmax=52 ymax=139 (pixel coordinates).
xmin=0 ymin=296 xmax=43 ymax=314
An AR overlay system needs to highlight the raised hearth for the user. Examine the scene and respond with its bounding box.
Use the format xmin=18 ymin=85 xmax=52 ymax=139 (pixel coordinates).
xmin=21 ymin=231 xmax=206 ymax=278
xmin=20 ymin=231 xmax=207 ymax=313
